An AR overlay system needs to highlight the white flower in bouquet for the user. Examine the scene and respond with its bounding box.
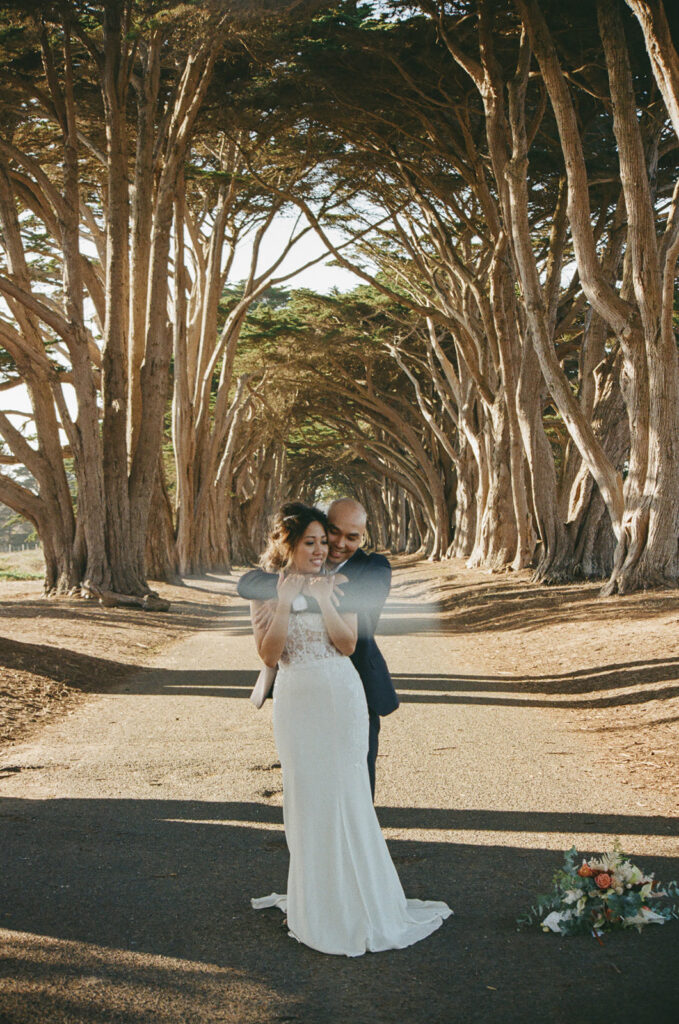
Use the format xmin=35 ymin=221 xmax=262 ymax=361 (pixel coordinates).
xmin=624 ymin=907 xmax=667 ymax=930
xmin=616 ymin=861 xmax=646 ymax=887
xmin=541 ymin=910 xmax=573 ymax=934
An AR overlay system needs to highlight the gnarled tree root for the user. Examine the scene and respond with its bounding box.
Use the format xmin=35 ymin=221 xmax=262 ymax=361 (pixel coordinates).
xmin=82 ymin=581 xmax=170 ymax=611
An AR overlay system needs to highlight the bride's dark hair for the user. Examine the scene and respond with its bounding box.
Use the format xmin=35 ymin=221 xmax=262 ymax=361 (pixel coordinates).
xmin=260 ymin=502 xmax=329 ymax=572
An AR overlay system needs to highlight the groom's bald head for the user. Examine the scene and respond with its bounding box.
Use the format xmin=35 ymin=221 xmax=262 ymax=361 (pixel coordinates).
xmin=328 ymin=498 xmax=367 ymax=526
xmin=326 ymin=498 xmax=367 ymax=566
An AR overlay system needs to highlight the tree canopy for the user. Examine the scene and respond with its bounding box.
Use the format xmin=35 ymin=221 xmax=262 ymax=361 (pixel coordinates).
xmin=0 ymin=0 xmax=677 ymax=598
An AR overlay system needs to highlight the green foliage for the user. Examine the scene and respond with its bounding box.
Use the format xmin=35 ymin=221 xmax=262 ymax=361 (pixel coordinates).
xmin=224 ymin=272 xmax=454 ymax=502
xmin=0 ymin=566 xmax=42 ymax=580
xmin=0 ymin=500 xmax=36 ymax=547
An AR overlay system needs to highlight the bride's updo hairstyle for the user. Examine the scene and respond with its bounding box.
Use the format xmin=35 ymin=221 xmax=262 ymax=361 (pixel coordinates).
xmin=260 ymin=502 xmax=329 ymax=572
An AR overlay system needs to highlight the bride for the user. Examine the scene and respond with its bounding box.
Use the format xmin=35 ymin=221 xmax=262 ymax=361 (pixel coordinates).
xmin=249 ymin=501 xmax=452 ymax=956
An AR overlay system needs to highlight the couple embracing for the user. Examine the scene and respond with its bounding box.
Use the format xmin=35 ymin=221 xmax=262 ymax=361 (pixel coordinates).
xmin=237 ymin=498 xmax=452 ymax=957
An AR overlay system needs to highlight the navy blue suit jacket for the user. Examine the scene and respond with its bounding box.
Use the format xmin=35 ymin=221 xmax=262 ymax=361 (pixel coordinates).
xmin=237 ymin=549 xmax=399 ymax=717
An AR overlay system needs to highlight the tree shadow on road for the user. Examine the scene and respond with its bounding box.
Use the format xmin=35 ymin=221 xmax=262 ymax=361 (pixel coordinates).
xmin=1 ymin=795 xmax=678 ymax=1024
xmin=3 ymin=635 xmax=679 ymax=712
xmin=390 ymin=662 xmax=679 ymax=710
xmin=0 ymin=596 xmax=248 ymax=634
xmin=385 ymin=570 xmax=679 ymax=637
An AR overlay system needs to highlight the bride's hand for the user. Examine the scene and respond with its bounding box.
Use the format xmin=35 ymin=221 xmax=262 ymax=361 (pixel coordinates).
xmin=331 ymin=572 xmax=348 ymax=602
xmin=276 ymin=572 xmax=305 ymax=604
xmin=305 ymin=575 xmax=336 ymax=605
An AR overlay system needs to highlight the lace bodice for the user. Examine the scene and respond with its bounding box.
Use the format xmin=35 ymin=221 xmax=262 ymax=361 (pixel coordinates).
xmin=279 ymin=611 xmax=344 ymax=667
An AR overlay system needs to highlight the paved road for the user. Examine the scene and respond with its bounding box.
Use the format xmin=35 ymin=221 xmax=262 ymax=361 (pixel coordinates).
xmin=1 ymin=572 xmax=678 ymax=1023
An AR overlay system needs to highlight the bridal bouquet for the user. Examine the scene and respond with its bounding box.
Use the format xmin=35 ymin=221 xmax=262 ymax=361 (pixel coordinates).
xmin=517 ymin=844 xmax=679 ymax=938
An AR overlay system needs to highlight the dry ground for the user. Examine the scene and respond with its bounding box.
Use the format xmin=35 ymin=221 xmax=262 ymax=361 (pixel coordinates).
xmin=0 ymin=554 xmax=233 ymax=748
xmin=0 ymin=556 xmax=678 ymax=1024
xmin=2 ymin=554 xmax=678 ymax=801
xmin=392 ymin=558 xmax=679 ymax=805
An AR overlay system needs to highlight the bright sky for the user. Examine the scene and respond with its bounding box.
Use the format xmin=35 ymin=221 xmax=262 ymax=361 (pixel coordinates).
xmin=0 ymin=217 xmax=359 ymax=431
xmin=229 ymin=215 xmax=360 ymax=294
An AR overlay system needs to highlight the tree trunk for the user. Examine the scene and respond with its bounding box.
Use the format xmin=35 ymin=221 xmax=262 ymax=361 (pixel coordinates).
xmin=145 ymin=459 xmax=179 ymax=581
xmin=451 ymin=441 xmax=477 ymax=559
xmin=471 ymin=398 xmax=519 ymax=570
xmin=597 ymin=0 xmax=679 ymax=592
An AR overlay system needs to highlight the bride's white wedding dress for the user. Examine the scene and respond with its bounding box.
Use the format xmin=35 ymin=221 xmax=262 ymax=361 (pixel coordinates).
xmin=252 ymin=610 xmax=452 ymax=956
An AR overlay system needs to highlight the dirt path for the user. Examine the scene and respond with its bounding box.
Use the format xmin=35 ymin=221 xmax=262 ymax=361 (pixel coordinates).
xmin=1 ymin=563 xmax=678 ymax=1024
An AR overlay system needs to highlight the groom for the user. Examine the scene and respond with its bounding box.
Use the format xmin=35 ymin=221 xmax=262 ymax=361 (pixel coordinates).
xmin=237 ymin=497 xmax=399 ymax=797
